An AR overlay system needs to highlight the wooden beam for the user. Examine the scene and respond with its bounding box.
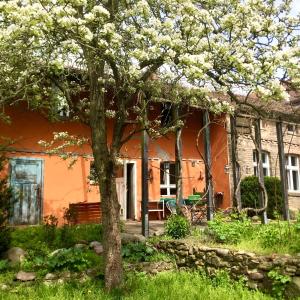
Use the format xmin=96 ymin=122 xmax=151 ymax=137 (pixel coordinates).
xmin=203 ymin=110 xmax=214 ymax=221
xmin=254 ymin=118 xmax=268 ymax=224
xmin=230 ymin=115 xmax=241 ymax=210
xmin=174 ymin=105 xmax=183 ymax=205
xmin=276 ymin=121 xmax=290 ymax=221
xmin=141 ymin=129 xmax=149 ymax=237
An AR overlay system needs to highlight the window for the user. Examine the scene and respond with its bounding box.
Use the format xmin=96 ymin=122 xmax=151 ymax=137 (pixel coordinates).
xmin=89 ymin=161 xmax=98 ymax=185
xmin=160 ymin=162 xmax=176 ymax=196
xmin=253 ymin=151 xmax=270 ymax=177
xmin=51 ymin=85 xmax=70 ymax=118
xmin=161 ymin=103 xmax=173 ymax=127
xmin=287 ymin=124 xmax=298 ymax=134
xmin=260 ymin=119 xmax=268 ymax=129
xmin=286 ymin=155 xmax=300 ymax=192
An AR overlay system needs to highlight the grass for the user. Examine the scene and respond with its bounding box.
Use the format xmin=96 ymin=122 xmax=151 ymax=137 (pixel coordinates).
xmin=221 ymin=239 xmax=294 ymax=256
xmin=189 ymin=217 xmax=300 ymax=256
xmin=186 ymin=233 xmax=295 ymax=256
xmin=10 ymin=223 xmax=103 ymax=251
xmin=1 ymin=218 xmax=296 ymax=299
xmin=0 ymin=271 xmax=272 ymax=300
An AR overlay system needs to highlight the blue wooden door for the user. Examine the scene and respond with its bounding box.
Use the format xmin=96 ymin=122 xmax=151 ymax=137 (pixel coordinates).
xmin=10 ymin=158 xmax=43 ymax=225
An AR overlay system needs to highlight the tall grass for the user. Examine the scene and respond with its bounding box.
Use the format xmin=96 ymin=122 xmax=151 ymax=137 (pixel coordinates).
xmin=0 ymin=271 xmax=271 ymax=300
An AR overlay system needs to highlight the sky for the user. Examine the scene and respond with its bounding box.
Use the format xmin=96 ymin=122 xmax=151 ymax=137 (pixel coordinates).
xmin=289 ymin=0 xmax=299 ymax=16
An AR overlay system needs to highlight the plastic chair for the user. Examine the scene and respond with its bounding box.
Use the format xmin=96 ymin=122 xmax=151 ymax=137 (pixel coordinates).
xmin=165 ymin=199 xmax=177 ymax=215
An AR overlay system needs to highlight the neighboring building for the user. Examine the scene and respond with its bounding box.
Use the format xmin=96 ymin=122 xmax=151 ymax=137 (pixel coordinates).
xmin=230 ymin=92 xmax=300 ymax=212
xmin=0 ymin=103 xmax=231 ymax=225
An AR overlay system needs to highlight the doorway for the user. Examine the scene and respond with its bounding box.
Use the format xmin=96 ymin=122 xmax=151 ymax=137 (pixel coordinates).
xmin=126 ymin=163 xmax=134 ymax=219
xmin=124 ymin=161 xmax=136 ymax=220
xmin=10 ymin=158 xmax=43 ymax=225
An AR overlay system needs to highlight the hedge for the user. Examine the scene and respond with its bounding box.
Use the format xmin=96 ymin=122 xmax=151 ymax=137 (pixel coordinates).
xmin=240 ymin=176 xmax=284 ymax=219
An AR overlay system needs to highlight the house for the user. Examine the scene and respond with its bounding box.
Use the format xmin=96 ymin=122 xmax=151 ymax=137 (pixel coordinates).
xmin=0 ymin=102 xmax=232 ymax=225
xmin=229 ymin=90 xmax=300 ymax=213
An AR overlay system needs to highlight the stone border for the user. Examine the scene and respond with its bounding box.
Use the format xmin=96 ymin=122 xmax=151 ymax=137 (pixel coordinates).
xmin=158 ymin=240 xmax=300 ymax=297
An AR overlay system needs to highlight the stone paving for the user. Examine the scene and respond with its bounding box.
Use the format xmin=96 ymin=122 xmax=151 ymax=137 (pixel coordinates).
xmin=124 ymin=220 xmax=165 ymax=236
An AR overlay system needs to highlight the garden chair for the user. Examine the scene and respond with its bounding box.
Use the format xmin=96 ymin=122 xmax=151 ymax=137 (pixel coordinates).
xmin=186 ymin=192 xmax=208 ymax=224
xmin=165 ymin=199 xmax=190 ymax=218
xmin=165 ymin=199 xmax=177 ymax=215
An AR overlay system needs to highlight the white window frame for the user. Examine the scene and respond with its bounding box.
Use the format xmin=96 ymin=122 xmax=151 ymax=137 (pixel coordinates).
xmin=260 ymin=119 xmax=268 ymax=130
xmin=89 ymin=161 xmax=97 ymax=185
xmin=287 ymin=124 xmax=296 ymax=134
xmin=253 ymin=151 xmax=270 ymax=177
xmin=286 ymin=155 xmax=300 ymax=192
xmin=160 ymin=162 xmax=176 ymax=196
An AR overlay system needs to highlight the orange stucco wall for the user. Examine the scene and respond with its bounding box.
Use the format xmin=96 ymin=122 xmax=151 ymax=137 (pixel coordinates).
xmin=0 ymin=105 xmax=231 ymax=223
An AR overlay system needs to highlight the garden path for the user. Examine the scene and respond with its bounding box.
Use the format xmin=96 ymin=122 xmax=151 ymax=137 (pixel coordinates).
xmin=124 ymin=220 xmax=165 ymax=236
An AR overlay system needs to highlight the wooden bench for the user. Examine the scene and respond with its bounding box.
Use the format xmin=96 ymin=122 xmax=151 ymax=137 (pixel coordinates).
xmin=69 ymin=202 xmax=102 ymax=224
xmin=148 ymin=200 xmax=165 ymax=220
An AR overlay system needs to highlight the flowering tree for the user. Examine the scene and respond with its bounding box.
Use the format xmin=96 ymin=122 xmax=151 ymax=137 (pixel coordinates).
xmin=0 ymin=0 xmax=299 ymax=289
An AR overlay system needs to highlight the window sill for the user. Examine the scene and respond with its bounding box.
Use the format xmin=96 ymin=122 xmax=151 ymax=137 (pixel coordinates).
xmin=287 ymin=132 xmax=300 ymax=137
xmin=288 ymin=192 xmax=300 ymax=197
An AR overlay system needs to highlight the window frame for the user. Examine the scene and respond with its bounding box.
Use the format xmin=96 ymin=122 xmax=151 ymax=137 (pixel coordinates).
xmin=160 ymin=161 xmax=176 ymax=196
xmin=260 ymin=119 xmax=268 ymax=130
xmin=161 ymin=102 xmax=173 ymax=128
xmin=89 ymin=161 xmax=98 ymax=185
xmin=287 ymin=124 xmax=298 ymax=135
xmin=253 ymin=150 xmax=270 ymax=177
xmin=286 ymin=155 xmax=300 ymax=192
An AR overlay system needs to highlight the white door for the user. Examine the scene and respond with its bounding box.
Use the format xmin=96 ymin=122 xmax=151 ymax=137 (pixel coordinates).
xmin=116 ymin=177 xmax=126 ymax=220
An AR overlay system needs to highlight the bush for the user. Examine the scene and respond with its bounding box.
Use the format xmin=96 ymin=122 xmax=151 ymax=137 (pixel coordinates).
xmin=122 ymin=242 xmax=155 ymax=262
xmin=207 ymin=214 xmax=252 ymax=244
xmin=11 ymin=223 xmax=103 ymax=252
xmin=11 ymin=226 xmax=53 ymax=262
xmin=165 ymin=215 xmax=190 ymax=239
xmin=0 ymin=153 xmax=13 ymax=255
xmin=241 ymin=176 xmax=284 ymax=219
xmin=268 ymin=269 xmax=291 ymax=298
xmin=257 ymin=223 xmax=288 ymax=249
xmin=0 ymin=259 xmax=9 ymax=271
xmin=58 ymin=223 xmax=103 ymax=248
xmin=47 ymin=248 xmax=92 ymax=272
xmin=58 ymin=225 xmax=76 ymax=248
xmin=43 ymin=215 xmax=59 ymax=246
xmin=69 ymin=223 xmax=103 ymax=243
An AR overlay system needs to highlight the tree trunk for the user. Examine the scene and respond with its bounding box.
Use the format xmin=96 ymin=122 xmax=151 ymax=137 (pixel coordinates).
xmin=174 ymin=105 xmax=183 ymax=206
xmin=88 ymin=60 xmax=123 ymax=290
xmin=91 ymin=128 xmax=123 ymax=291
xmin=230 ymin=115 xmax=242 ymax=211
xmin=99 ymin=162 xmax=122 ymax=290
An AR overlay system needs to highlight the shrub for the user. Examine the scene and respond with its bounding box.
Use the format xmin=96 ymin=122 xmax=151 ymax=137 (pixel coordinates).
xmin=62 ymin=207 xmax=77 ymax=225
xmin=10 ymin=224 xmax=103 ymax=252
xmin=0 ymin=259 xmax=9 ymax=271
xmin=59 ymin=225 xmax=76 ymax=248
xmin=122 ymin=242 xmax=155 ymax=262
xmin=58 ymin=223 xmax=103 ymax=247
xmin=47 ymin=248 xmax=91 ymax=272
xmin=268 ymin=269 xmax=291 ymax=299
xmin=257 ymin=224 xmax=284 ymax=249
xmin=0 ymin=153 xmax=13 ymax=255
xmin=207 ymin=214 xmax=252 ymax=244
xmin=43 ymin=215 xmax=59 ymax=246
xmin=241 ymin=176 xmax=284 ymax=219
xmin=257 ymin=221 xmax=300 ymax=253
xmin=11 ymin=226 xmax=52 ymax=262
xmin=165 ymin=215 xmax=190 ymax=239
xmin=69 ymin=224 xmax=103 ymax=243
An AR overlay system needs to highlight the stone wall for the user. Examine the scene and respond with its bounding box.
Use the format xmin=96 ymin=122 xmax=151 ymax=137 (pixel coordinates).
xmin=158 ymin=240 xmax=300 ymax=296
